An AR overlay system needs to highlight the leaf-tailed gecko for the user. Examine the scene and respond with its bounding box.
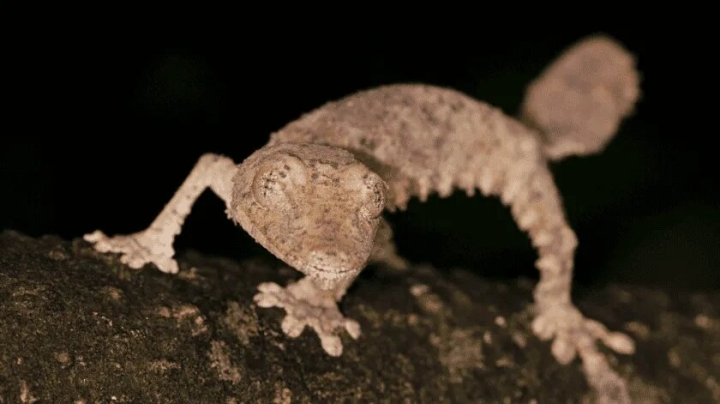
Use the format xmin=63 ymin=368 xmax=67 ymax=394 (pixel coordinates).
xmin=86 ymin=36 xmax=640 ymax=402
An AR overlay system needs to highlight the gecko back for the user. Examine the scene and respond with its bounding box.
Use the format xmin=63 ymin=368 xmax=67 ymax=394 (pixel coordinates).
xmin=269 ymin=84 xmax=543 ymax=210
xmin=268 ymin=35 xmax=639 ymax=208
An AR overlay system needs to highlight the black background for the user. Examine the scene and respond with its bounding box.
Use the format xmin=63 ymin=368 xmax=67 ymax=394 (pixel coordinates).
xmin=2 ymin=15 xmax=716 ymax=290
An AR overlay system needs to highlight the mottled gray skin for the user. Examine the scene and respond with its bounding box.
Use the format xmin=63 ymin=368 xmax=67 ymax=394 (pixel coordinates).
xmin=231 ymin=86 xmax=546 ymax=287
xmin=270 ymin=84 xmax=543 ymax=208
xmin=85 ymin=36 xmax=640 ymax=403
xmin=242 ymin=84 xmax=572 ymax=311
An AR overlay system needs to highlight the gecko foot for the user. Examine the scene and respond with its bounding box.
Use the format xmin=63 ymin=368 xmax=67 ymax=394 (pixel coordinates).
xmin=84 ymin=230 xmax=178 ymax=274
xmin=532 ymin=304 xmax=634 ymax=403
xmin=532 ymin=304 xmax=634 ymax=363
xmin=253 ymin=278 xmax=361 ymax=356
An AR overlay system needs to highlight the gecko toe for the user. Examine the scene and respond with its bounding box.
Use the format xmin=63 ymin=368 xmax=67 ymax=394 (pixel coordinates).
xmin=319 ymin=334 xmax=343 ymax=357
xmin=282 ymin=315 xmax=306 ymax=338
xmin=551 ymin=334 xmax=578 ymax=364
xmin=253 ymin=292 xmax=279 ymax=308
xmin=604 ymin=332 xmax=635 ymax=354
xmin=83 ymin=230 xmax=106 ymax=244
xmin=530 ymin=314 xmax=555 ymax=340
xmin=344 ymin=319 xmax=361 ymax=339
xmin=257 ymin=282 xmax=284 ymax=294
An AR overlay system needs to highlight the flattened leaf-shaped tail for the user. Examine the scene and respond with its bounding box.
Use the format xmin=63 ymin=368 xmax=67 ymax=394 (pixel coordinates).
xmin=520 ymin=35 xmax=641 ymax=161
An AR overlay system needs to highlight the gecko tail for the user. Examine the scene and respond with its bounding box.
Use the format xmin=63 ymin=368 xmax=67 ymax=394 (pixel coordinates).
xmin=520 ymin=35 xmax=641 ymax=161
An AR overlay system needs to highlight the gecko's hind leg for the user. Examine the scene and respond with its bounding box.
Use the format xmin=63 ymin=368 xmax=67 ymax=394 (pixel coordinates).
xmin=85 ymin=154 xmax=237 ymax=274
xmin=254 ymin=276 xmax=361 ymax=356
xmin=507 ymin=167 xmax=634 ymax=404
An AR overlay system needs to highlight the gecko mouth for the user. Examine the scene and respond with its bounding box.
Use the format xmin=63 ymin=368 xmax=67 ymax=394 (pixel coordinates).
xmin=304 ymin=250 xmax=360 ymax=280
xmin=307 ymin=263 xmax=357 ymax=276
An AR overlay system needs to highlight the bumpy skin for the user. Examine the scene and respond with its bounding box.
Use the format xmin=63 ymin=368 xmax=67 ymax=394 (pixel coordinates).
xmin=270 ymin=84 xmax=543 ymax=209
xmin=85 ymin=36 xmax=640 ymax=403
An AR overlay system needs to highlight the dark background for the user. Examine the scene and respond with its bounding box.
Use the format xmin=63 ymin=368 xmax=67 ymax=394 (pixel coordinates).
xmin=2 ymin=18 xmax=717 ymax=290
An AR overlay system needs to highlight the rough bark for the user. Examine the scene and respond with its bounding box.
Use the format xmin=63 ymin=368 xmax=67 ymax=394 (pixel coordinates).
xmin=1 ymin=230 xmax=718 ymax=403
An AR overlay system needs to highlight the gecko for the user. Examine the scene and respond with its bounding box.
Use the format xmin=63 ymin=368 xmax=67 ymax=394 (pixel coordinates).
xmin=85 ymin=35 xmax=641 ymax=402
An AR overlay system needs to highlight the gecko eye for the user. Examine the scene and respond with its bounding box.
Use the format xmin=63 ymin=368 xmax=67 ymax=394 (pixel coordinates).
xmin=342 ymin=164 xmax=387 ymax=219
xmin=359 ymin=176 xmax=386 ymax=219
xmin=252 ymin=154 xmax=308 ymax=208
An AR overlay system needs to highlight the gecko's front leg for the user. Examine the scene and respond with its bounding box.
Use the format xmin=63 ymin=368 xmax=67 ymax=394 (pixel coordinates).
xmin=84 ymin=153 xmax=237 ymax=274
xmin=254 ymin=276 xmax=360 ymax=356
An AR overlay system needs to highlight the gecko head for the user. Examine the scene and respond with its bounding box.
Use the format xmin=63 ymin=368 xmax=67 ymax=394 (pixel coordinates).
xmin=230 ymin=143 xmax=387 ymax=288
